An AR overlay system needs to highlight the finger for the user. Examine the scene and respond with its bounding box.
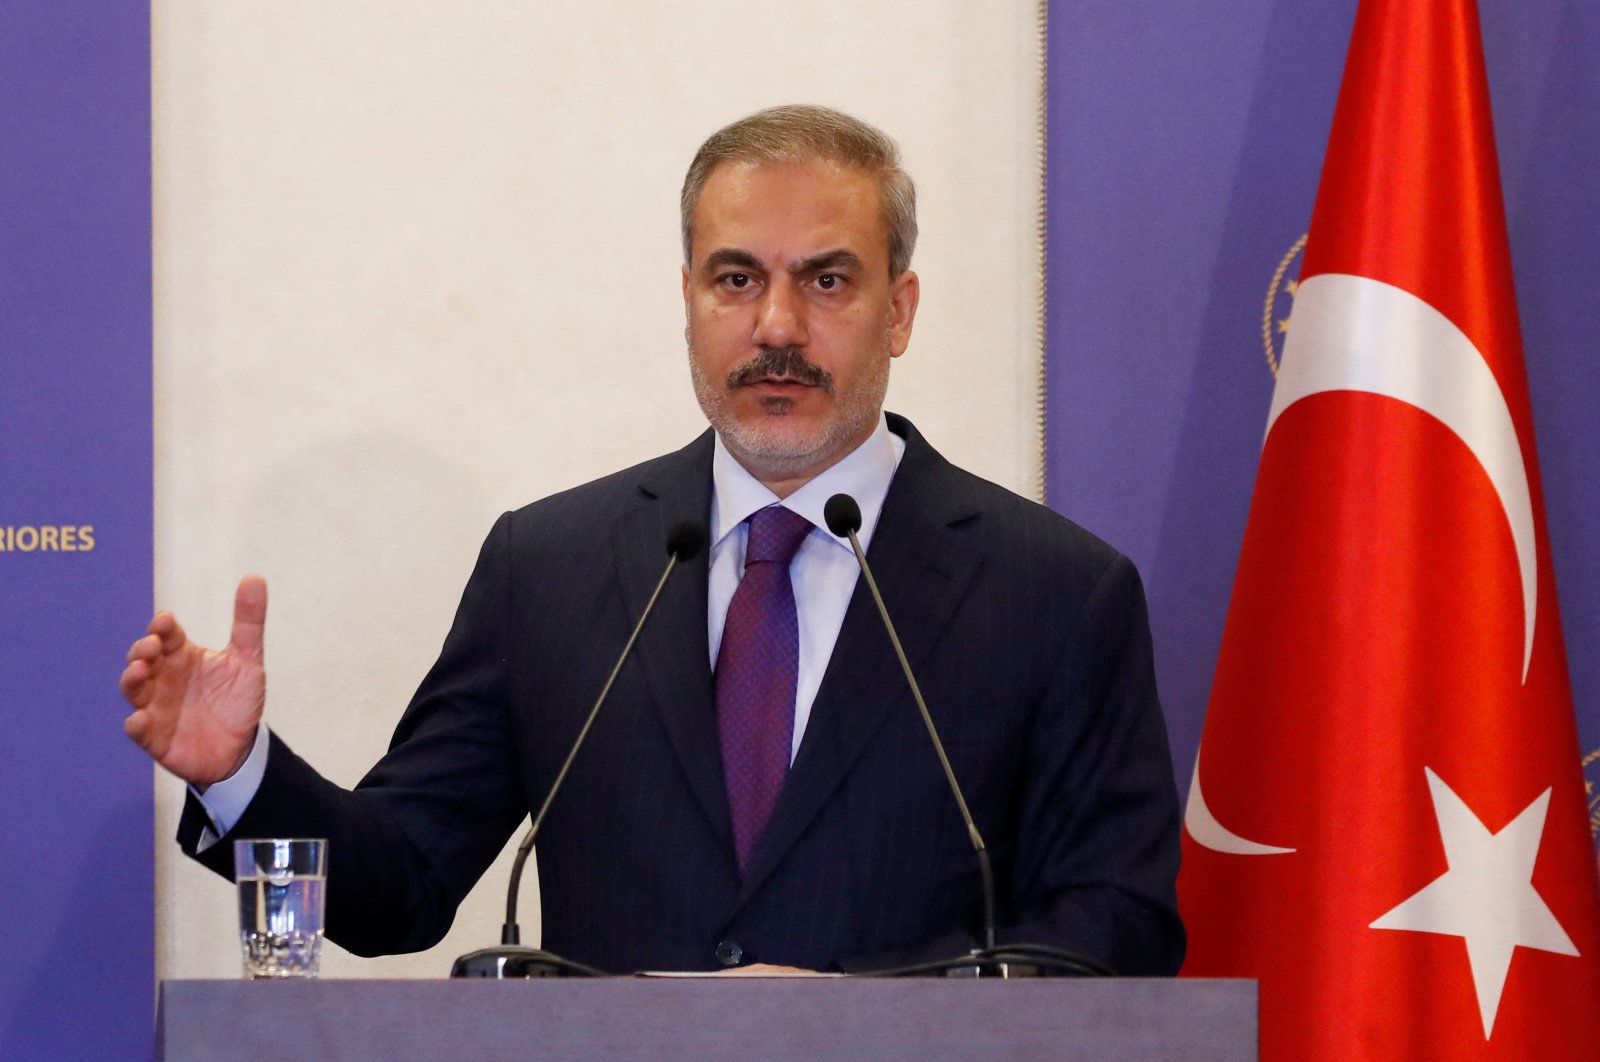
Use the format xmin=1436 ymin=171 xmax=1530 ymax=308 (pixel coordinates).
xmin=126 ymin=632 xmax=162 ymax=664
xmin=120 ymin=659 xmax=163 ymax=708
xmin=123 ymin=709 xmax=154 ymax=748
xmin=229 ymin=574 xmax=268 ymax=660
xmin=118 ymin=659 xmax=149 ymax=704
xmin=128 ymin=614 xmax=172 ymax=660
xmin=150 ymin=611 xmax=188 ymax=655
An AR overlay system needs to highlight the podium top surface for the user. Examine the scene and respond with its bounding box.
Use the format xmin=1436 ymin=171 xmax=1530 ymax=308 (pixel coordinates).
xmin=157 ymin=977 xmax=1255 ymax=1061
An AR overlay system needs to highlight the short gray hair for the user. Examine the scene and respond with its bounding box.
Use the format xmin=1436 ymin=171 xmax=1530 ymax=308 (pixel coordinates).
xmin=680 ymin=104 xmax=918 ymax=278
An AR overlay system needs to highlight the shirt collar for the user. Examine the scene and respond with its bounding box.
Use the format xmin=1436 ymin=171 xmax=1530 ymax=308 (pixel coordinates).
xmin=710 ymin=413 xmax=906 ymax=553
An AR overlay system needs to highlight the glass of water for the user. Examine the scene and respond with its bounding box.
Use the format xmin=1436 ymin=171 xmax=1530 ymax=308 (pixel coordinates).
xmin=233 ymin=838 xmax=327 ymax=978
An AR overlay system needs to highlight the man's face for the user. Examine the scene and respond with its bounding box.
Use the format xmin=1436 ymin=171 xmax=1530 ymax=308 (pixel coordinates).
xmin=683 ymin=159 xmax=919 ymax=492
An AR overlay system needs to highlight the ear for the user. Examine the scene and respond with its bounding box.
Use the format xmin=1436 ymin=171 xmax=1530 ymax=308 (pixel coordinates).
xmin=887 ymin=270 xmax=920 ymax=358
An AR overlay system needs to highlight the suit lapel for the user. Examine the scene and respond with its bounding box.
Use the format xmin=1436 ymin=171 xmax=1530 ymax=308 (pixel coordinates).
xmin=613 ymin=431 xmax=732 ymax=845
xmin=732 ymin=419 xmax=985 ymax=908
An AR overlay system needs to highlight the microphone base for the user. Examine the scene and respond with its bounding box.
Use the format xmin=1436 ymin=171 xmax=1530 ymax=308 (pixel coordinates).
xmin=450 ymin=946 xmax=606 ymax=979
xmin=871 ymin=944 xmax=1113 ymax=979
xmin=940 ymin=961 xmax=1041 ymax=979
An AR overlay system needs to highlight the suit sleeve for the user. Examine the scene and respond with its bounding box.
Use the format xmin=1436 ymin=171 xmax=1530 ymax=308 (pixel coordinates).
xmin=1000 ymin=551 xmax=1185 ymax=974
xmin=177 ymin=513 xmax=531 ymax=956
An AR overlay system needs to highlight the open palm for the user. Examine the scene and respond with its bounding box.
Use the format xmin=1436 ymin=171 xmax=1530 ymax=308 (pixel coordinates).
xmin=120 ymin=575 xmax=268 ymax=785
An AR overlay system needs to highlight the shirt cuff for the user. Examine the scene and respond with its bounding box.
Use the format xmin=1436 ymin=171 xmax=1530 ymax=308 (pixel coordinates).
xmin=189 ymin=722 xmax=271 ymax=852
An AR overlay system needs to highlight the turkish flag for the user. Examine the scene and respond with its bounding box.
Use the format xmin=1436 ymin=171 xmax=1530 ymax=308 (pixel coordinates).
xmin=1177 ymin=1 xmax=1600 ymax=1057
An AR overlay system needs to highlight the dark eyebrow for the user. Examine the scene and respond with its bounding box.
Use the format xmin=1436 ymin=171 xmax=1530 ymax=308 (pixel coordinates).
xmin=700 ymin=247 xmax=865 ymax=276
xmin=702 ymin=249 xmax=764 ymax=272
xmin=794 ymin=250 xmax=863 ymax=274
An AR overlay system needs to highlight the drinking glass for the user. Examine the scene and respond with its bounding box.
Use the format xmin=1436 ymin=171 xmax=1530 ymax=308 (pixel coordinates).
xmin=233 ymin=838 xmax=327 ymax=978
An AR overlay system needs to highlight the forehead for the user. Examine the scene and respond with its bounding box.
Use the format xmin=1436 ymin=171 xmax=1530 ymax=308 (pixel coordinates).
xmin=690 ymin=160 xmax=887 ymax=267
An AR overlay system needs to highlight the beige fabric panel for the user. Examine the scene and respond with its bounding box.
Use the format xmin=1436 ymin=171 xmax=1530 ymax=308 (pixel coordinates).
xmin=152 ymin=0 xmax=1044 ymax=980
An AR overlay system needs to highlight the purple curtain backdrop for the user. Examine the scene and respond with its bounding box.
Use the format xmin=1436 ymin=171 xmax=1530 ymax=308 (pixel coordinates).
xmin=1044 ymin=0 xmax=1600 ymax=840
xmin=0 ymin=4 xmax=153 ymax=1058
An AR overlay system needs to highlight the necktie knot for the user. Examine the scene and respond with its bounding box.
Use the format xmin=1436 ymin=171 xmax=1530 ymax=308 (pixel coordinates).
xmin=745 ymin=506 xmax=812 ymax=567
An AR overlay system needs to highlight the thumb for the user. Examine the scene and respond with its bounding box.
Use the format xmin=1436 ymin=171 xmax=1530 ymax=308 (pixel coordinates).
xmin=229 ymin=573 xmax=269 ymax=660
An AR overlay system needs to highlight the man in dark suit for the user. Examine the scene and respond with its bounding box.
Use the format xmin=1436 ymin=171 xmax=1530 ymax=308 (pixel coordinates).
xmin=121 ymin=105 xmax=1183 ymax=975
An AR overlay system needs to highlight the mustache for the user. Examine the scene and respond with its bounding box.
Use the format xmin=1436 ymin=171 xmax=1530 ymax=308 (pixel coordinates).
xmin=726 ymin=346 xmax=833 ymax=392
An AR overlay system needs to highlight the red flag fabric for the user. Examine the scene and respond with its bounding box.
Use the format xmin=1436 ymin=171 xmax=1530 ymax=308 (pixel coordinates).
xmin=1177 ymin=1 xmax=1600 ymax=1057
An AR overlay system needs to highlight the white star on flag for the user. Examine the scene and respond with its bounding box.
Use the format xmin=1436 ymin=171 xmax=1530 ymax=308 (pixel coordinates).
xmin=1370 ymin=767 xmax=1579 ymax=1039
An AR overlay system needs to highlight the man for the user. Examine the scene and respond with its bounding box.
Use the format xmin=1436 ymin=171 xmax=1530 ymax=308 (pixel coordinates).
xmin=121 ymin=105 xmax=1184 ymax=975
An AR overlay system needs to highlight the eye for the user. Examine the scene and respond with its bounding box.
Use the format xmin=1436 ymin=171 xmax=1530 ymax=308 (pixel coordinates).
xmin=815 ymin=273 xmax=843 ymax=291
xmin=720 ymin=272 xmax=752 ymax=290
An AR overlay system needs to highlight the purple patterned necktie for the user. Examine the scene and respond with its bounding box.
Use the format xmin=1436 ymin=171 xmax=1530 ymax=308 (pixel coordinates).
xmin=716 ymin=505 xmax=813 ymax=874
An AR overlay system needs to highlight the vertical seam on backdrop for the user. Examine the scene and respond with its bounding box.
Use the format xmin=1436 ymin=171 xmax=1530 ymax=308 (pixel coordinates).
xmin=1032 ymin=0 xmax=1049 ymax=504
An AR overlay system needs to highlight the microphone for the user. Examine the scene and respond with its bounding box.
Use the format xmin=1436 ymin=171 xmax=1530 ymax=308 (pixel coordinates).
xmin=823 ymin=493 xmax=1108 ymax=979
xmin=451 ymin=519 xmax=708 ymax=978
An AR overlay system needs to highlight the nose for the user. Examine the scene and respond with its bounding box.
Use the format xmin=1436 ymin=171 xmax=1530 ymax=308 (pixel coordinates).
xmin=751 ymin=279 xmax=807 ymax=348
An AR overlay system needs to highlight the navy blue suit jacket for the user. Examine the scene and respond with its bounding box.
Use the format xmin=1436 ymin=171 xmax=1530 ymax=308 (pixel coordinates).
xmin=182 ymin=414 xmax=1184 ymax=974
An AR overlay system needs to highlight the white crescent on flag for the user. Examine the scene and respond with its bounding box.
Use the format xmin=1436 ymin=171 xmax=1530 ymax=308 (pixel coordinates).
xmin=1267 ymin=272 xmax=1537 ymax=679
xmin=1186 ymin=271 xmax=1538 ymax=856
xmin=1185 ymin=754 xmax=1297 ymax=854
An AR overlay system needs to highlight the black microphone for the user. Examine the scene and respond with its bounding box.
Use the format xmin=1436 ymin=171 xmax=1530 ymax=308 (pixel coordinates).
xmin=823 ymin=493 xmax=1108 ymax=979
xmin=451 ymin=519 xmax=708 ymax=978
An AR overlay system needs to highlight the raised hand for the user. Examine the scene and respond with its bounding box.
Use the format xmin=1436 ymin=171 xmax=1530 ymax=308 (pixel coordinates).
xmin=120 ymin=575 xmax=269 ymax=785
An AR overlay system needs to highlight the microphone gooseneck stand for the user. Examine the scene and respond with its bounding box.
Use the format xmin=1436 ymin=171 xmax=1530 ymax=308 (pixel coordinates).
xmin=450 ymin=520 xmax=708 ymax=978
xmin=822 ymin=493 xmax=1111 ymax=979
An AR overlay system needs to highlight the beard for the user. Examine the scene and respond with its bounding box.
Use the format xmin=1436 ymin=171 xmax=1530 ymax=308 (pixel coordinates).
xmin=688 ymin=337 xmax=892 ymax=481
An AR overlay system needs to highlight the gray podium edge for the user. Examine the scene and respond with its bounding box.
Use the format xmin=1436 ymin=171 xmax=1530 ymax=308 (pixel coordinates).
xmin=156 ymin=977 xmax=1256 ymax=1060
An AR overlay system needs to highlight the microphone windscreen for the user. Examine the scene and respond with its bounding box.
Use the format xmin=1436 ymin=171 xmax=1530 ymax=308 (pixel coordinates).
xmin=666 ymin=520 xmax=708 ymax=562
xmin=824 ymin=493 xmax=863 ymax=537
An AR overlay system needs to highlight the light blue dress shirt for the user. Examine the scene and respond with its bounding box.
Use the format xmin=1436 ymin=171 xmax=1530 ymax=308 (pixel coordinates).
xmin=707 ymin=414 xmax=905 ymax=762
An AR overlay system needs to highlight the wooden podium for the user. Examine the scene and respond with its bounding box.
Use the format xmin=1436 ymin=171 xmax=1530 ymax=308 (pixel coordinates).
xmin=156 ymin=977 xmax=1255 ymax=1060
